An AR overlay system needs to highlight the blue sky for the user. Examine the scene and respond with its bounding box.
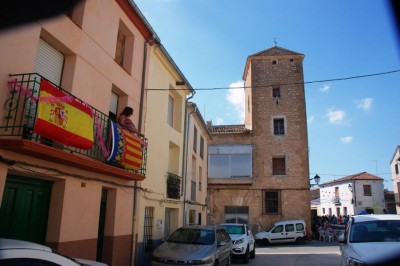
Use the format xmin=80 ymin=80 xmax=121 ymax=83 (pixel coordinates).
xmin=135 ymin=0 xmax=400 ymax=190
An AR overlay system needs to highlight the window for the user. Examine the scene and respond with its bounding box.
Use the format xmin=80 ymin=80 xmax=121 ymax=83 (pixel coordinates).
xmin=65 ymin=0 xmax=85 ymax=27
xmin=272 ymin=225 xmax=283 ymax=233
xmin=115 ymin=21 xmax=134 ymax=73
xmin=109 ymin=90 xmax=119 ymax=121
xmin=193 ymin=126 xmax=197 ymax=153
xmin=395 ymin=164 xmax=399 ymax=175
xmin=273 ymin=87 xmax=280 ymax=98
xmin=199 ymin=166 xmax=202 ymax=191
xmin=200 ymin=136 xmax=204 ymax=159
xmin=263 ymin=190 xmax=281 ymax=214
xmin=191 ymin=181 xmax=196 ymax=201
xmin=143 ymin=207 xmax=154 ymax=253
xmin=273 ymin=118 xmax=285 ymax=135
xmin=323 ymin=208 xmax=325 ymax=214
xmin=363 ymin=184 xmax=372 ymax=196
xmin=295 ymin=223 xmax=304 ymax=232
xmin=224 ymin=206 xmax=249 ymax=224
xmin=189 ymin=210 xmax=196 ymax=225
xmin=208 ymin=145 xmax=252 ymax=178
xmin=344 ymin=207 xmax=348 ymax=216
xmin=285 ymin=224 xmax=294 ymax=232
xmin=272 ymin=60 xmax=277 ymax=65
xmin=167 ymin=95 xmax=174 ymax=127
xmin=272 ymin=157 xmax=286 ymax=175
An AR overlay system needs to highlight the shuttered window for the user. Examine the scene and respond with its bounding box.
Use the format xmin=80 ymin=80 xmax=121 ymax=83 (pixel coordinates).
xmin=109 ymin=91 xmax=119 ymax=121
xmin=263 ymin=190 xmax=281 ymax=214
xmin=34 ymin=39 xmax=64 ymax=85
xmin=115 ymin=30 xmax=126 ymax=66
xmin=272 ymin=157 xmax=286 ymax=175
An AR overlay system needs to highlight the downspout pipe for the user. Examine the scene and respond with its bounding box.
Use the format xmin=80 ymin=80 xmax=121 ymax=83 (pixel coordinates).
xmin=182 ymin=94 xmax=195 ymax=226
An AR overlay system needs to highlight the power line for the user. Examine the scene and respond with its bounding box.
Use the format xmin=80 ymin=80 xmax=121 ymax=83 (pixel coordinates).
xmin=146 ymin=69 xmax=400 ymax=91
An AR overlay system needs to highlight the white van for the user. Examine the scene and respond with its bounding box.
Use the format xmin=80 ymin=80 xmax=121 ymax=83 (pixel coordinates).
xmin=254 ymin=220 xmax=307 ymax=245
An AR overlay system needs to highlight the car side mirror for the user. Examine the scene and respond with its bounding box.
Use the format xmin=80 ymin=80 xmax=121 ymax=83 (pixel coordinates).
xmin=338 ymin=234 xmax=346 ymax=244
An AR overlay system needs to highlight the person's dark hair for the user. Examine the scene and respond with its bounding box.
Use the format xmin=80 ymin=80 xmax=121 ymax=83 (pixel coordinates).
xmin=121 ymin=107 xmax=133 ymax=116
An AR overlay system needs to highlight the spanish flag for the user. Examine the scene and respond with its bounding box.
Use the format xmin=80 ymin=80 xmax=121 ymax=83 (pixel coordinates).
xmin=33 ymin=79 xmax=94 ymax=149
xmin=107 ymin=122 xmax=143 ymax=171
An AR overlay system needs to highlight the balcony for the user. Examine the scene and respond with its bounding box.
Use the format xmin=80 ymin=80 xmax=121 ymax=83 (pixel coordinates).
xmin=166 ymin=172 xmax=181 ymax=200
xmin=333 ymin=197 xmax=341 ymax=205
xmin=0 ymin=73 xmax=147 ymax=180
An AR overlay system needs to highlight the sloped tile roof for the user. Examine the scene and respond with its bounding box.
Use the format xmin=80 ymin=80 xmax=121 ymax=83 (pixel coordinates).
xmin=321 ymin=172 xmax=383 ymax=186
xmin=208 ymin=124 xmax=251 ymax=134
xmin=248 ymin=46 xmax=304 ymax=57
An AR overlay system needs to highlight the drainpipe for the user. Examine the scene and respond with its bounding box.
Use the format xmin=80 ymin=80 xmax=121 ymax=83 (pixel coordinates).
xmin=182 ymin=94 xmax=195 ymax=226
xmin=131 ymin=35 xmax=158 ymax=266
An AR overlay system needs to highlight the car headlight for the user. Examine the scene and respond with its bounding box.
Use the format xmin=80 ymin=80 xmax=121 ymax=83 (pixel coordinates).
xmin=233 ymin=238 xmax=245 ymax=245
xmin=346 ymin=257 xmax=367 ymax=266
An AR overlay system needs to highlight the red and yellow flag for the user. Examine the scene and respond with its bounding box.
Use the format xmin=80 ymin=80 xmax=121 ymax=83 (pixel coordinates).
xmin=33 ymin=79 xmax=94 ymax=149
xmin=120 ymin=128 xmax=143 ymax=170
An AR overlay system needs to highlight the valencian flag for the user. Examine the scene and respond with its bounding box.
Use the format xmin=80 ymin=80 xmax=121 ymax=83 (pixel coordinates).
xmin=107 ymin=121 xmax=143 ymax=171
xmin=33 ymin=79 xmax=94 ymax=149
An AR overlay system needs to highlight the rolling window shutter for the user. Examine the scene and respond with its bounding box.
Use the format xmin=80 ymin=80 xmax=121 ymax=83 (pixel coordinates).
xmin=34 ymin=39 xmax=64 ymax=86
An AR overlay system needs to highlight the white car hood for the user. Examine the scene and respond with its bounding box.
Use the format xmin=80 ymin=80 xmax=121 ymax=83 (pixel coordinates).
xmin=229 ymin=234 xmax=245 ymax=241
xmin=153 ymin=242 xmax=215 ymax=261
xmin=350 ymin=242 xmax=400 ymax=263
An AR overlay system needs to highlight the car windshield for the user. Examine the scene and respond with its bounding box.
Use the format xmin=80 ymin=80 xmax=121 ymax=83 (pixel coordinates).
xmin=222 ymin=224 xmax=245 ymax=234
xmin=349 ymin=220 xmax=400 ymax=243
xmin=167 ymin=228 xmax=215 ymax=245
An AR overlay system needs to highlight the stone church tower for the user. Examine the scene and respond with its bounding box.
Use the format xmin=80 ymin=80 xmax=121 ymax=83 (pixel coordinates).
xmin=207 ymin=46 xmax=310 ymax=234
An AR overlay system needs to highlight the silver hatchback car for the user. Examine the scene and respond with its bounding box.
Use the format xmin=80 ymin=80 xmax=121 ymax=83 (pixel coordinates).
xmin=151 ymin=225 xmax=232 ymax=266
xmin=339 ymin=214 xmax=400 ymax=266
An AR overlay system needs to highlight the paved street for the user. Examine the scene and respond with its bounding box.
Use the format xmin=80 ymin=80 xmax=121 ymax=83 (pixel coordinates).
xmin=232 ymin=240 xmax=341 ymax=266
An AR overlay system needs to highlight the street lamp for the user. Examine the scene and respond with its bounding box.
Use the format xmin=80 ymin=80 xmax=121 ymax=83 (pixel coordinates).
xmin=310 ymin=174 xmax=320 ymax=186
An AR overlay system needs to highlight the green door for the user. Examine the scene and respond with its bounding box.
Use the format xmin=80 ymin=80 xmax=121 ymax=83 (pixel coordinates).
xmin=0 ymin=175 xmax=52 ymax=244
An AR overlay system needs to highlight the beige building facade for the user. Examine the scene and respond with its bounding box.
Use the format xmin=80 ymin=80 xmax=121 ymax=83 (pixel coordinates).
xmin=390 ymin=146 xmax=400 ymax=214
xmin=0 ymin=1 xmax=158 ymax=265
xmin=137 ymin=43 xmax=194 ymax=265
xmin=207 ymin=46 xmax=311 ymax=233
xmin=184 ymin=102 xmax=211 ymax=226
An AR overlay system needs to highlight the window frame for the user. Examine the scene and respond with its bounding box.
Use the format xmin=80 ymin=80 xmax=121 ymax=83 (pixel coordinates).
xmin=272 ymin=157 xmax=286 ymax=176
xmin=363 ymin=184 xmax=372 ymax=196
xmin=273 ymin=118 xmax=285 ymax=135
xmin=208 ymin=145 xmax=252 ymax=178
xmin=263 ymin=190 xmax=281 ymax=215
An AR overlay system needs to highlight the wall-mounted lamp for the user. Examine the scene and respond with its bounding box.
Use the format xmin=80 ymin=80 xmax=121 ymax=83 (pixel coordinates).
xmin=309 ymin=174 xmax=320 ymax=186
xmin=348 ymin=183 xmax=353 ymax=192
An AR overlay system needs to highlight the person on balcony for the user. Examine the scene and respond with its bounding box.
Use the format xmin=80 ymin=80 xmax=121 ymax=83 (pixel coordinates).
xmin=117 ymin=106 xmax=137 ymax=133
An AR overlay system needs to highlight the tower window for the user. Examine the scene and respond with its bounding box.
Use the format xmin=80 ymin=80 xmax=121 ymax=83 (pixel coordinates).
xmin=273 ymin=118 xmax=285 ymax=135
xmin=272 ymin=60 xmax=277 ymax=65
xmin=273 ymin=87 xmax=280 ymax=98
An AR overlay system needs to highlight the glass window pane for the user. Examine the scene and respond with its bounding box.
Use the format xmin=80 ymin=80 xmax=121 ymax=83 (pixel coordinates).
xmin=209 ymin=154 xmax=230 ymax=178
xmin=231 ymin=154 xmax=252 ymax=177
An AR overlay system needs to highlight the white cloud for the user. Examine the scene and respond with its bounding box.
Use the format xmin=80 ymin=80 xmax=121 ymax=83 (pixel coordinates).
xmin=341 ymin=136 xmax=353 ymax=143
xmin=319 ymin=84 xmax=331 ymax=93
xmin=327 ymin=108 xmax=345 ymax=124
xmin=226 ymin=81 xmax=245 ymax=123
xmin=307 ymin=115 xmax=315 ymax=124
xmin=355 ymin=98 xmax=373 ymax=111
xmin=215 ymin=117 xmax=224 ymax=125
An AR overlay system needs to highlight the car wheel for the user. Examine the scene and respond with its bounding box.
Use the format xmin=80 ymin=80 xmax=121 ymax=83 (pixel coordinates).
xmin=242 ymin=246 xmax=250 ymax=264
xmin=261 ymin=238 xmax=269 ymax=246
xmin=295 ymin=237 xmax=304 ymax=245
xmin=250 ymin=245 xmax=256 ymax=259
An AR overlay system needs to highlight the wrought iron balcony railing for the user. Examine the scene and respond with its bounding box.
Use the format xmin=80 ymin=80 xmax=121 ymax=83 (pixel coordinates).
xmin=1 ymin=73 xmax=147 ymax=176
xmin=166 ymin=172 xmax=181 ymax=200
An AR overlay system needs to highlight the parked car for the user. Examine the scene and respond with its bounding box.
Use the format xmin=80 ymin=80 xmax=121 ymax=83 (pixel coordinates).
xmin=255 ymin=220 xmax=307 ymax=245
xmin=220 ymin=223 xmax=255 ymax=264
xmin=151 ymin=225 xmax=232 ymax=266
xmin=338 ymin=214 xmax=400 ymax=266
xmin=0 ymin=238 xmax=107 ymax=265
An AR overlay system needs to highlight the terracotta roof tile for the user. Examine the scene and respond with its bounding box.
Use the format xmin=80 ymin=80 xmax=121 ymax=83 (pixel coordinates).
xmin=208 ymin=124 xmax=251 ymax=134
xmin=321 ymin=172 xmax=383 ymax=186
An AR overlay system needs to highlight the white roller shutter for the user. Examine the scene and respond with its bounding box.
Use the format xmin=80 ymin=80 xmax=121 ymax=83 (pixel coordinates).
xmin=109 ymin=91 xmax=119 ymax=116
xmin=34 ymin=38 xmax=64 ymax=86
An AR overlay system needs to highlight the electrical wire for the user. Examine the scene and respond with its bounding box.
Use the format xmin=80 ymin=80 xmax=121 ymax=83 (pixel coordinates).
xmin=146 ymin=69 xmax=400 ymax=91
